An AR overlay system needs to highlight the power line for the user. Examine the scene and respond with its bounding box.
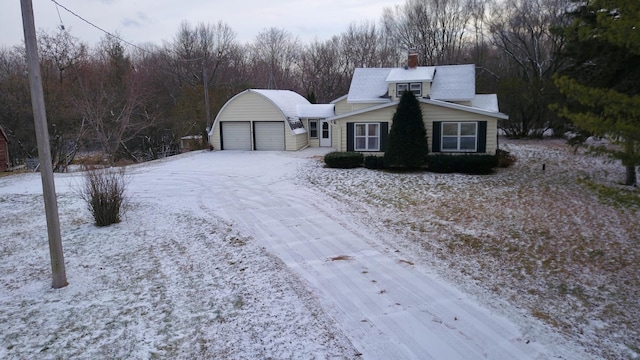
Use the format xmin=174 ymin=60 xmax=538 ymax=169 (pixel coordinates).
xmin=49 ymin=0 xmax=150 ymax=54
xmin=49 ymin=0 xmax=209 ymax=63
xmin=53 ymin=0 xmax=64 ymax=30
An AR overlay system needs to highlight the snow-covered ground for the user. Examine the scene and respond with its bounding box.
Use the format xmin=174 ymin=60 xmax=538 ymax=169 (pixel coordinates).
xmin=1 ymin=139 xmax=636 ymax=359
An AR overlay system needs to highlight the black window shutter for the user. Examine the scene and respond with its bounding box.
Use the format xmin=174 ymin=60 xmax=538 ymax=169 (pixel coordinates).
xmin=347 ymin=123 xmax=354 ymax=151
xmin=380 ymin=122 xmax=389 ymax=151
xmin=477 ymin=121 xmax=487 ymax=153
xmin=432 ymin=122 xmax=441 ymax=153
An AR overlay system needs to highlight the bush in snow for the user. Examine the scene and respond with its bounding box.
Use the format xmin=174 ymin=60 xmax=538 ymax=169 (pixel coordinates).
xmin=80 ymin=166 xmax=127 ymax=226
xmin=364 ymin=155 xmax=385 ymax=170
xmin=427 ymin=154 xmax=498 ymax=175
xmin=324 ymin=152 xmax=363 ymax=169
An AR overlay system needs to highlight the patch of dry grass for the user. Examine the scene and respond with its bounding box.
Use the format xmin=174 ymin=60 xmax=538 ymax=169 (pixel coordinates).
xmin=303 ymin=138 xmax=640 ymax=359
xmin=327 ymin=255 xmax=354 ymax=261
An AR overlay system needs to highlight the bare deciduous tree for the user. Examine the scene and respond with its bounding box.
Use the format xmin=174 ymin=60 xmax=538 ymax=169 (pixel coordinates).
xmin=37 ymin=29 xmax=88 ymax=170
xmin=250 ymin=27 xmax=301 ymax=89
xmin=300 ymin=36 xmax=348 ymax=103
xmin=383 ymin=0 xmax=475 ymax=65
xmin=75 ymin=36 xmax=157 ymax=163
xmin=489 ymin=0 xmax=572 ymax=136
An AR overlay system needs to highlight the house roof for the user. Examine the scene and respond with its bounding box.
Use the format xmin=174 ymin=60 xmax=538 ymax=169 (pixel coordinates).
xmin=386 ymin=66 xmax=435 ymax=83
xmin=251 ymin=89 xmax=311 ymax=120
xmin=471 ymin=94 xmax=500 ymax=113
xmin=296 ymin=104 xmax=335 ymax=118
xmin=429 ymin=64 xmax=476 ymax=101
xmin=419 ymin=98 xmax=509 ymax=120
xmin=327 ymin=96 xmax=508 ymax=122
xmin=346 ymin=64 xmax=477 ymax=103
xmin=346 ymin=68 xmax=392 ymax=103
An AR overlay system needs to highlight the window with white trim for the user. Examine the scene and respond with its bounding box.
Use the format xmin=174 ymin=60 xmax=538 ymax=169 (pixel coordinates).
xmin=396 ymin=83 xmax=408 ymax=97
xmin=396 ymin=82 xmax=422 ymax=97
xmin=355 ymin=123 xmax=380 ymax=151
xmin=308 ymin=119 xmax=318 ymax=138
xmin=441 ymin=122 xmax=477 ymax=152
xmin=410 ymin=83 xmax=422 ymax=97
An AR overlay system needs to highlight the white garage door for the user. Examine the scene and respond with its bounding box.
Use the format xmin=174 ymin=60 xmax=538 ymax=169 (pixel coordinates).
xmin=221 ymin=122 xmax=251 ymax=150
xmin=254 ymin=122 xmax=285 ymax=151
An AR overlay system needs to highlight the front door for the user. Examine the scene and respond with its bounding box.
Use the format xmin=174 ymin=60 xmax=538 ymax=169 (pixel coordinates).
xmin=320 ymin=120 xmax=331 ymax=147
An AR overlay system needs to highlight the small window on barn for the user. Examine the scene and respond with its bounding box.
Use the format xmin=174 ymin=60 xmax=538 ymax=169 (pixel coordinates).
xmin=308 ymin=119 xmax=318 ymax=138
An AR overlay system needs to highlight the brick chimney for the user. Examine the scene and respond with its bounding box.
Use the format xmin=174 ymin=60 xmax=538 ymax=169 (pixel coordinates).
xmin=408 ymin=49 xmax=418 ymax=69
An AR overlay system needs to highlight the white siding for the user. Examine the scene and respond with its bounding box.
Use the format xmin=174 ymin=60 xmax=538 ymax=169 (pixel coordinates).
xmin=333 ymin=103 xmax=499 ymax=154
xmin=421 ymin=103 xmax=498 ymax=155
xmin=301 ymin=119 xmax=320 ymax=148
xmin=333 ymin=97 xmax=351 ymax=115
xmin=287 ymin=133 xmax=308 ymax=151
xmin=335 ymin=107 xmax=396 ymax=152
xmin=350 ymin=103 xmax=378 ymax=111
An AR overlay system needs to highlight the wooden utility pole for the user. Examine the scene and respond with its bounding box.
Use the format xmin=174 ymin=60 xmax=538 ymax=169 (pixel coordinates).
xmin=20 ymin=0 xmax=68 ymax=289
xmin=202 ymin=60 xmax=211 ymax=131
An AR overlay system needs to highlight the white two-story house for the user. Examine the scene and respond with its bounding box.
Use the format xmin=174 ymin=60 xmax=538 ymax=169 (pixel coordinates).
xmin=208 ymin=51 xmax=507 ymax=154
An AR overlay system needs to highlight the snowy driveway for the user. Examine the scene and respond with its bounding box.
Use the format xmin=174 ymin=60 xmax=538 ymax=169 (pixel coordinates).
xmin=132 ymin=150 xmax=552 ymax=359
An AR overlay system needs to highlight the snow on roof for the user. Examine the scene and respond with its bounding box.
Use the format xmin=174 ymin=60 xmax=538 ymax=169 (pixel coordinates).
xmin=429 ymin=64 xmax=476 ymax=101
xmin=471 ymin=94 xmax=500 ymax=112
xmin=421 ymin=98 xmax=509 ymax=120
xmin=346 ymin=68 xmax=392 ymax=103
xmin=251 ymin=89 xmax=311 ymax=120
xmin=347 ymin=64 xmax=477 ymax=103
xmin=297 ymin=104 xmax=335 ymax=118
xmin=386 ymin=66 xmax=436 ymax=82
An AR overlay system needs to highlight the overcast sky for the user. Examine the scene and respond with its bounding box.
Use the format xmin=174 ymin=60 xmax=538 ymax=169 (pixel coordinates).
xmin=2 ymin=0 xmax=405 ymax=49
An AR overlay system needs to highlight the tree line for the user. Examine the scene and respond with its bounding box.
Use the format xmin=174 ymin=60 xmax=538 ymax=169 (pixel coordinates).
xmin=0 ymin=0 xmax=637 ymax=183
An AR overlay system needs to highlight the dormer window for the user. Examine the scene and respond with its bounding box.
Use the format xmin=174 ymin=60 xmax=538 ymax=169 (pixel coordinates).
xmin=410 ymin=83 xmax=422 ymax=97
xmin=397 ymin=83 xmax=408 ymax=96
xmin=396 ymin=83 xmax=422 ymax=97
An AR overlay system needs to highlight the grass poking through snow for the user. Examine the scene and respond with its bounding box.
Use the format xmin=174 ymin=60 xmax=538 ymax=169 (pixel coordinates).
xmin=301 ymin=138 xmax=640 ymax=360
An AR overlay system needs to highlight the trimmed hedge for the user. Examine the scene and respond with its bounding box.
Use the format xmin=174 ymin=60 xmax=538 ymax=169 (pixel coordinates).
xmin=364 ymin=155 xmax=385 ymax=169
xmin=324 ymin=151 xmax=363 ymax=169
xmin=427 ymin=154 xmax=498 ymax=175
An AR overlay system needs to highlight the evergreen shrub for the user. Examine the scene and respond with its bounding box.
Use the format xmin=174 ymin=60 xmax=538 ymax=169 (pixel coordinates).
xmin=364 ymin=155 xmax=385 ymax=169
xmin=384 ymin=91 xmax=429 ymax=169
xmin=427 ymin=155 xmax=498 ymax=175
xmin=324 ymin=152 xmax=363 ymax=169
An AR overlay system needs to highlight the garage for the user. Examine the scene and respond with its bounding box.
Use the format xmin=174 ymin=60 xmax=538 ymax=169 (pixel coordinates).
xmin=221 ymin=122 xmax=251 ymax=150
xmin=254 ymin=122 xmax=285 ymax=151
xmin=209 ymin=89 xmax=310 ymax=151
